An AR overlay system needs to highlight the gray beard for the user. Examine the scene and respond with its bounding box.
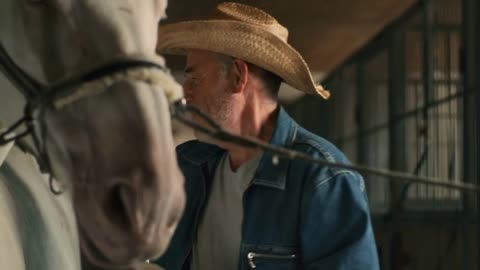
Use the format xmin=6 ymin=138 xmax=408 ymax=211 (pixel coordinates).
xmin=194 ymin=95 xmax=233 ymax=144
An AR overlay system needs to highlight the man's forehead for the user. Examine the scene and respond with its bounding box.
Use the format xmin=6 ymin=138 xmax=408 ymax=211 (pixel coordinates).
xmin=185 ymin=49 xmax=221 ymax=70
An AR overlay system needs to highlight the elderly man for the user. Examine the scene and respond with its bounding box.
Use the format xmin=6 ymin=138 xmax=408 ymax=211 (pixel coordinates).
xmin=155 ymin=2 xmax=379 ymax=270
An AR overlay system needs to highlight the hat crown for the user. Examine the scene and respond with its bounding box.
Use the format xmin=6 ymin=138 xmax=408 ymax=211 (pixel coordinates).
xmin=156 ymin=2 xmax=330 ymax=99
xmin=210 ymin=2 xmax=289 ymax=41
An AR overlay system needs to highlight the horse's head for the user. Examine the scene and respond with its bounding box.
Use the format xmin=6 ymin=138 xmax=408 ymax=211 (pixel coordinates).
xmin=0 ymin=0 xmax=185 ymax=268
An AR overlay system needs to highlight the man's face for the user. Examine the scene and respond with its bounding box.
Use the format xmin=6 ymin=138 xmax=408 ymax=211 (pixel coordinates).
xmin=183 ymin=50 xmax=235 ymax=141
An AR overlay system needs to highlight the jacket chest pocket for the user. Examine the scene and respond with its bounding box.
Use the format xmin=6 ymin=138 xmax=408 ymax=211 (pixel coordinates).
xmin=242 ymin=245 xmax=298 ymax=270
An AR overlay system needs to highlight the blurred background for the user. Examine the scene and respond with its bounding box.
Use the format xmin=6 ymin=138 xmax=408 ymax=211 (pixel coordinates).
xmin=163 ymin=0 xmax=480 ymax=269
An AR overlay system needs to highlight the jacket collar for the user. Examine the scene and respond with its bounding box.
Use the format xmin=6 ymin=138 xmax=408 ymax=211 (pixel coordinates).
xmin=180 ymin=140 xmax=224 ymax=166
xmin=251 ymin=106 xmax=297 ymax=190
xmin=180 ymin=106 xmax=298 ymax=190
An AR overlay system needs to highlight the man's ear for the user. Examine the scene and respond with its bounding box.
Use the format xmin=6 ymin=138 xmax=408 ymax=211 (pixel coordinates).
xmin=230 ymin=59 xmax=249 ymax=93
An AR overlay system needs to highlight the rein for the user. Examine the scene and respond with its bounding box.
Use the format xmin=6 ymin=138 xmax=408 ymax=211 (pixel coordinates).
xmin=171 ymin=100 xmax=480 ymax=193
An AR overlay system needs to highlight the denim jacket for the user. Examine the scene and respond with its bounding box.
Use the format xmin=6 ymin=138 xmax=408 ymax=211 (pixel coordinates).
xmin=156 ymin=107 xmax=380 ymax=270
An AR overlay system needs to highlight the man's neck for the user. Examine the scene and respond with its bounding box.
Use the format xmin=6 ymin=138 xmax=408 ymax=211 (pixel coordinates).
xmin=225 ymin=102 xmax=278 ymax=171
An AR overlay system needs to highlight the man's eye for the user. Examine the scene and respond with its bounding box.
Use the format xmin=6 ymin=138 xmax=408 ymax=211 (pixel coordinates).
xmin=184 ymin=72 xmax=192 ymax=79
xmin=188 ymin=77 xmax=198 ymax=86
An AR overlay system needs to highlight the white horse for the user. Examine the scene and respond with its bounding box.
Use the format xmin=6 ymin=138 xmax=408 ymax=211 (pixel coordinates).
xmin=0 ymin=1 xmax=185 ymax=269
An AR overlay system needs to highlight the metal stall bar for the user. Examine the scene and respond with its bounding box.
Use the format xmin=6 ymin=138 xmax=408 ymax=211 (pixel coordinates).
xmin=462 ymin=0 xmax=479 ymax=267
xmin=335 ymin=90 xmax=468 ymax=145
xmin=422 ymin=0 xmax=434 ymax=200
xmin=389 ymin=27 xmax=407 ymax=210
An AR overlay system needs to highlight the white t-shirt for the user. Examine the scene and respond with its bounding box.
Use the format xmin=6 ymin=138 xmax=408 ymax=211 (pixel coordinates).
xmin=191 ymin=153 xmax=262 ymax=270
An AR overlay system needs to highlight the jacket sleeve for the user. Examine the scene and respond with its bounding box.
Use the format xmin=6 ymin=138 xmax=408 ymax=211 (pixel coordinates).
xmin=300 ymin=170 xmax=380 ymax=270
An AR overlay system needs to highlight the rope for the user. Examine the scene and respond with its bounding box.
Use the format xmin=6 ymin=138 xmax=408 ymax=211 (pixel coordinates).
xmin=172 ymin=100 xmax=480 ymax=193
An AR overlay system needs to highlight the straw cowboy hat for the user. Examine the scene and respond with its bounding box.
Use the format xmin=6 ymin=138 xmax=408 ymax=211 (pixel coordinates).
xmin=156 ymin=2 xmax=330 ymax=99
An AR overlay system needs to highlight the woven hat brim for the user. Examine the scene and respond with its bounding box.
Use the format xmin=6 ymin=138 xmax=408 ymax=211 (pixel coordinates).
xmin=157 ymin=20 xmax=330 ymax=99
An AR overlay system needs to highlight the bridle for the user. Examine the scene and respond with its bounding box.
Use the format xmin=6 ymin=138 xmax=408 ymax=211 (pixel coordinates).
xmin=0 ymin=44 xmax=176 ymax=193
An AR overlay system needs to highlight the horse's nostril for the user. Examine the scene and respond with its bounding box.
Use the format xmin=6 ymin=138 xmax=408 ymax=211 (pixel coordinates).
xmin=104 ymin=184 xmax=130 ymax=230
